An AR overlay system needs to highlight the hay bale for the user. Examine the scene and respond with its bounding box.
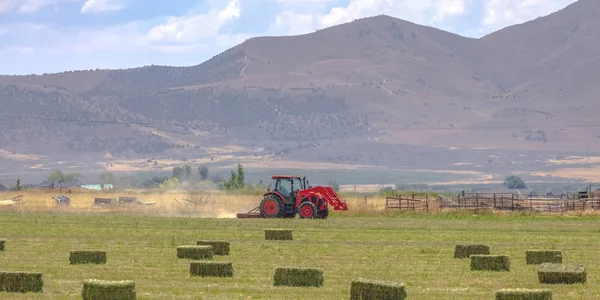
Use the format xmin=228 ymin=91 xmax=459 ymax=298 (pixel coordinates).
xmin=273 ymin=267 xmax=323 ymax=287
xmin=82 ymin=279 xmax=136 ymax=300
xmin=70 ymin=250 xmax=107 ymax=264
xmin=190 ymin=262 xmax=234 ymax=277
xmin=495 ymin=288 xmax=552 ymax=300
xmin=538 ymin=263 xmax=586 ymax=284
xmin=265 ymin=229 xmax=293 ymax=241
xmin=526 ymin=250 xmax=562 ymax=265
xmin=176 ymin=245 xmax=213 ymax=260
xmin=0 ymin=271 xmax=43 ymax=293
xmin=454 ymin=244 xmax=490 ymax=258
xmin=0 ymin=240 xmax=4 ymax=252
xmin=470 ymin=255 xmax=510 ymax=271
xmin=197 ymin=240 xmax=230 ymax=256
xmin=350 ymin=279 xmax=407 ymax=300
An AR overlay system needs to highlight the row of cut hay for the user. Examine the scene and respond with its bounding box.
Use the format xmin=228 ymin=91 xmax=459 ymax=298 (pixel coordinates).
xmin=495 ymin=288 xmax=552 ymax=300
xmin=190 ymin=262 xmax=234 ymax=277
xmin=70 ymin=250 xmax=107 ymax=264
xmin=82 ymin=279 xmax=136 ymax=300
xmin=470 ymin=255 xmax=511 ymax=271
xmin=454 ymin=244 xmax=490 ymax=258
xmin=197 ymin=240 xmax=230 ymax=255
xmin=350 ymin=279 xmax=407 ymax=300
xmin=0 ymin=271 xmax=43 ymax=293
xmin=265 ymin=229 xmax=293 ymax=241
xmin=177 ymin=245 xmax=213 ymax=260
xmin=538 ymin=263 xmax=586 ymax=284
xmin=273 ymin=267 xmax=323 ymax=287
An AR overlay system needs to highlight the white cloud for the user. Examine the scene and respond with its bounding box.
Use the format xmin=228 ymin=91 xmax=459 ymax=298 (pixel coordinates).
xmin=0 ymin=0 xmax=77 ymax=13
xmin=483 ymin=0 xmax=577 ymax=31
xmin=81 ymin=0 xmax=123 ymax=14
xmin=270 ymin=0 xmax=467 ymax=36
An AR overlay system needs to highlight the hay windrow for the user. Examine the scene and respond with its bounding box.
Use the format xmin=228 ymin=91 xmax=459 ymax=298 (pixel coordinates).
xmin=454 ymin=244 xmax=490 ymax=258
xmin=70 ymin=250 xmax=107 ymax=264
xmin=0 ymin=271 xmax=43 ymax=293
xmin=190 ymin=262 xmax=234 ymax=277
xmin=350 ymin=279 xmax=407 ymax=300
xmin=495 ymin=288 xmax=552 ymax=300
xmin=538 ymin=263 xmax=586 ymax=284
xmin=176 ymin=245 xmax=213 ymax=260
xmin=265 ymin=229 xmax=293 ymax=241
xmin=526 ymin=250 xmax=562 ymax=265
xmin=273 ymin=267 xmax=323 ymax=287
xmin=82 ymin=279 xmax=136 ymax=300
xmin=197 ymin=240 xmax=230 ymax=256
xmin=470 ymin=255 xmax=510 ymax=271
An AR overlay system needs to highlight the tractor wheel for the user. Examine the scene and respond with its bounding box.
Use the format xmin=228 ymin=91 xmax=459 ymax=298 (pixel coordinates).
xmin=259 ymin=195 xmax=284 ymax=218
xmin=317 ymin=208 xmax=329 ymax=219
xmin=298 ymin=202 xmax=318 ymax=219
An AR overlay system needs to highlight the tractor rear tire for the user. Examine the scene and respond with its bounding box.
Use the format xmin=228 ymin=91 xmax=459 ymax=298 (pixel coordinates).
xmin=260 ymin=195 xmax=284 ymax=218
xmin=317 ymin=208 xmax=329 ymax=219
xmin=298 ymin=202 xmax=318 ymax=219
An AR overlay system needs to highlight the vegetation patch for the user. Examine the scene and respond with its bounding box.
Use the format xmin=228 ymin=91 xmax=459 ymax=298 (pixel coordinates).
xmin=454 ymin=244 xmax=490 ymax=258
xmin=70 ymin=250 xmax=107 ymax=264
xmin=265 ymin=229 xmax=293 ymax=241
xmin=197 ymin=240 xmax=230 ymax=256
xmin=470 ymin=255 xmax=510 ymax=271
xmin=495 ymin=288 xmax=552 ymax=300
xmin=273 ymin=267 xmax=324 ymax=287
xmin=526 ymin=250 xmax=562 ymax=265
xmin=176 ymin=245 xmax=213 ymax=260
xmin=190 ymin=262 xmax=234 ymax=277
xmin=0 ymin=239 xmax=4 ymax=252
xmin=82 ymin=279 xmax=136 ymax=300
xmin=350 ymin=279 xmax=407 ymax=300
xmin=0 ymin=271 xmax=43 ymax=293
xmin=538 ymin=263 xmax=586 ymax=284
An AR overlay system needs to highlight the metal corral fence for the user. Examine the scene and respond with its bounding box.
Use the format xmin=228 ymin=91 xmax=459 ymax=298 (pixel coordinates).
xmin=385 ymin=193 xmax=430 ymax=211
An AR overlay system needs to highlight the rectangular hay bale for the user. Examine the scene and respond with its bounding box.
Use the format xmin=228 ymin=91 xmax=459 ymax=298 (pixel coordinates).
xmin=273 ymin=267 xmax=323 ymax=287
xmin=350 ymin=279 xmax=407 ymax=300
xmin=70 ymin=250 xmax=107 ymax=264
xmin=470 ymin=255 xmax=510 ymax=271
xmin=190 ymin=262 xmax=234 ymax=277
xmin=265 ymin=229 xmax=293 ymax=241
xmin=176 ymin=245 xmax=213 ymax=260
xmin=538 ymin=263 xmax=586 ymax=284
xmin=526 ymin=250 xmax=562 ymax=265
xmin=197 ymin=240 xmax=230 ymax=255
xmin=0 ymin=271 xmax=43 ymax=293
xmin=82 ymin=279 xmax=136 ymax=300
xmin=0 ymin=240 xmax=5 ymax=252
xmin=495 ymin=288 xmax=552 ymax=300
xmin=454 ymin=244 xmax=490 ymax=258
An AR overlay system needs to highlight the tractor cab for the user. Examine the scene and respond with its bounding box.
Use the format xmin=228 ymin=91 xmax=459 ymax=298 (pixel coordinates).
xmin=267 ymin=176 xmax=306 ymax=214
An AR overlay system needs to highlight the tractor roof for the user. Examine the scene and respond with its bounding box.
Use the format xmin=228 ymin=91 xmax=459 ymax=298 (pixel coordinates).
xmin=272 ymin=175 xmax=302 ymax=179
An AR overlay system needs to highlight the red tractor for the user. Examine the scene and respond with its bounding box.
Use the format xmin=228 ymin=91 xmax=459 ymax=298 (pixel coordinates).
xmin=237 ymin=175 xmax=348 ymax=219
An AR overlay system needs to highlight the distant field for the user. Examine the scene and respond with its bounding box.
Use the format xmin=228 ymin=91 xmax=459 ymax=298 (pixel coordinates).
xmin=1 ymin=211 xmax=599 ymax=299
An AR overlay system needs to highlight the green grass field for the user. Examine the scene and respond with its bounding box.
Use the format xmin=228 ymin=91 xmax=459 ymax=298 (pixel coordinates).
xmin=1 ymin=212 xmax=599 ymax=299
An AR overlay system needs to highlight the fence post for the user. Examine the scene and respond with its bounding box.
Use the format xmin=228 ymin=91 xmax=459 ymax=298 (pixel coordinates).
xmin=511 ymin=194 xmax=514 ymax=211
xmin=493 ymin=193 xmax=496 ymax=208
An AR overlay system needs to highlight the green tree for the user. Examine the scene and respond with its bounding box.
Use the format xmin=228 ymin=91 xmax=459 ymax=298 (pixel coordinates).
xmin=198 ymin=165 xmax=209 ymax=180
xmin=159 ymin=177 xmax=179 ymax=190
xmin=16 ymin=179 xmax=21 ymax=191
xmin=504 ymin=175 xmax=527 ymax=189
xmin=223 ymin=164 xmax=245 ymax=190
xmin=48 ymin=170 xmax=83 ymax=187
xmin=100 ymin=172 xmax=116 ymax=185
xmin=172 ymin=165 xmax=192 ymax=182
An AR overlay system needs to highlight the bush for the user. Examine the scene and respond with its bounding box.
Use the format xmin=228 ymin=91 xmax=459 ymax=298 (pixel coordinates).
xmin=538 ymin=263 xmax=586 ymax=284
xmin=0 ymin=271 xmax=43 ymax=293
xmin=0 ymin=240 xmax=4 ymax=252
xmin=454 ymin=244 xmax=490 ymax=258
xmin=190 ymin=262 xmax=234 ymax=277
xmin=265 ymin=229 xmax=293 ymax=241
xmin=526 ymin=250 xmax=562 ymax=265
xmin=273 ymin=267 xmax=323 ymax=287
xmin=470 ymin=255 xmax=510 ymax=271
xmin=197 ymin=240 xmax=230 ymax=256
xmin=82 ymin=279 xmax=136 ymax=300
xmin=70 ymin=250 xmax=107 ymax=264
xmin=350 ymin=279 xmax=407 ymax=300
xmin=495 ymin=288 xmax=552 ymax=300
xmin=176 ymin=245 xmax=213 ymax=260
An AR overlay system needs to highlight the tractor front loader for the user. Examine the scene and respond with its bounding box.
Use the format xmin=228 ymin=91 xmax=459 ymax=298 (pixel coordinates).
xmin=236 ymin=175 xmax=348 ymax=219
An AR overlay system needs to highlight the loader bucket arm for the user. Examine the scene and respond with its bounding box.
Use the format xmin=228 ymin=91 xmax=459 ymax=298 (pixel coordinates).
xmin=310 ymin=186 xmax=348 ymax=211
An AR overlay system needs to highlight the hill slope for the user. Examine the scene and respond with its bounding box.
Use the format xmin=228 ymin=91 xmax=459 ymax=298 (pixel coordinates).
xmin=1 ymin=0 xmax=599 ymax=177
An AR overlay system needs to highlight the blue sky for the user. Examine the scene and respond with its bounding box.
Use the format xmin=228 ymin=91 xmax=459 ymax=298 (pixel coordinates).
xmin=0 ymin=0 xmax=577 ymax=75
